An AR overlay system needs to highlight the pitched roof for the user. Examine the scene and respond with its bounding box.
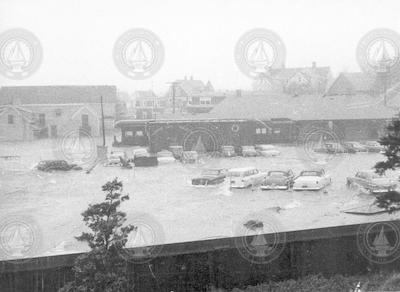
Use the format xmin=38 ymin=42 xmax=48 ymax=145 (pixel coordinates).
xmin=165 ymin=77 xmax=214 ymax=97
xmin=0 ymin=85 xmax=117 ymax=105
xmin=270 ymin=66 xmax=331 ymax=81
xmin=208 ymin=92 xmax=398 ymax=121
xmin=326 ymin=72 xmax=376 ymax=95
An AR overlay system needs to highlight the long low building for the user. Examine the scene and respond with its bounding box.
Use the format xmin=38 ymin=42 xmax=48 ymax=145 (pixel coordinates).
xmin=114 ymin=91 xmax=400 ymax=152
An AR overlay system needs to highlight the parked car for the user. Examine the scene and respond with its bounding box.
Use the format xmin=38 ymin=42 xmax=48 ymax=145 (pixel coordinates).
xmin=157 ymin=150 xmax=176 ymax=164
xmin=293 ymin=169 xmax=331 ymax=191
xmin=182 ymin=151 xmax=198 ymax=163
xmin=221 ymin=145 xmax=236 ymax=157
xmin=255 ymin=144 xmax=280 ymax=157
xmin=104 ymin=150 xmax=128 ymax=167
xmin=191 ymin=168 xmax=226 ymax=186
xmin=132 ymin=148 xmax=150 ymax=158
xmin=314 ymin=142 xmax=345 ymax=154
xmin=261 ymin=170 xmax=295 ymax=190
xmin=346 ymin=171 xmax=397 ymax=193
xmin=341 ymin=142 xmax=358 ymax=154
xmin=37 ymin=160 xmax=82 ymax=172
xmin=344 ymin=141 xmax=368 ymax=152
xmin=169 ymin=145 xmax=184 ymax=159
xmin=240 ymin=146 xmax=258 ymax=157
xmin=362 ymin=141 xmax=385 ymax=153
xmin=133 ymin=155 xmax=158 ymax=167
xmin=227 ymin=167 xmax=266 ymax=188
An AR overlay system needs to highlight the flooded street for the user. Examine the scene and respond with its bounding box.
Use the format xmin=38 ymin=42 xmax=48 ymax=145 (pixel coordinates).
xmin=0 ymin=139 xmax=399 ymax=260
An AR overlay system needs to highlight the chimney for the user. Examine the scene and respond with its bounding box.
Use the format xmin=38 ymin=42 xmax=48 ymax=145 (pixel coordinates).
xmin=312 ymin=61 xmax=316 ymax=68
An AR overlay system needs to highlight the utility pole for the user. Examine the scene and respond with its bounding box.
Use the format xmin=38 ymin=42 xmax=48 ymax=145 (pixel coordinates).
xmin=167 ymin=81 xmax=180 ymax=114
xmin=100 ymin=95 xmax=106 ymax=146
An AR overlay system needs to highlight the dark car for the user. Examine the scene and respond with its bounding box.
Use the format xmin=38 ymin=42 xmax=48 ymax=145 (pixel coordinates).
xmin=37 ymin=160 xmax=82 ymax=172
xmin=261 ymin=170 xmax=295 ymax=190
xmin=192 ymin=168 xmax=226 ymax=186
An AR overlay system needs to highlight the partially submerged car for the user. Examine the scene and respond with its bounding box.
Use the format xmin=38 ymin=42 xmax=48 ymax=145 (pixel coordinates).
xmin=255 ymin=144 xmax=280 ymax=157
xmin=37 ymin=160 xmax=82 ymax=172
xmin=104 ymin=150 xmax=128 ymax=167
xmin=191 ymin=168 xmax=226 ymax=186
xmin=157 ymin=150 xmax=176 ymax=164
xmin=346 ymin=171 xmax=397 ymax=193
xmin=363 ymin=141 xmax=385 ymax=153
xmin=344 ymin=141 xmax=368 ymax=152
xmin=182 ymin=151 xmax=198 ymax=163
xmin=240 ymin=146 xmax=258 ymax=157
xmin=261 ymin=170 xmax=295 ymax=190
xmin=227 ymin=167 xmax=266 ymax=188
xmin=221 ymin=145 xmax=236 ymax=157
xmin=293 ymin=169 xmax=331 ymax=191
xmin=132 ymin=148 xmax=150 ymax=158
xmin=169 ymin=145 xmax=184 ymax=159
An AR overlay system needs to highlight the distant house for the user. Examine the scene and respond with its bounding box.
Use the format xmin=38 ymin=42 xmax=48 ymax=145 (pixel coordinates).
xmin=165 ymin=76 xmax=218 ymax=113
xmin=254 ymin=63 xmax=333 ymax=95
xmin=326 ymin=72 xmax=379 ymax=96
xmin=0 ymin=85 xmax=118 ymax=140
xmin=133 ymin=90 xmax=167 ymax=120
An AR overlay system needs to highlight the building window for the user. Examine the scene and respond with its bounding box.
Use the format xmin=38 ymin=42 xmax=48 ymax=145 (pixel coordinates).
xmin=39 ymin=113 xmax=46 ymax=127
xmin=145 ymin=101 xmax=154 ymax=107
xmin=274 ymin=129 xmax=281 ymax=134
xmin=8 ymin=115 xmax=14 ymax=124
xmin=125 ymin=131 xmax=134 ymax=137
xmin=55 ymin=109 xmax=62 ymax=117
xmin=256 ymin=128 xmax=261 ymax=134
xmin=256 ymin=128 xmax=267 ymax=135
xmin=261 ymin=128 xmax=267 ymax=134
xmin=136 ymin=131 xmax=144 ymax=137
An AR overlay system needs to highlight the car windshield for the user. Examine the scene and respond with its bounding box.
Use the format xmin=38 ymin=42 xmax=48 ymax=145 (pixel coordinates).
xmin=202 ymin=169 xmax=220 ymax=176
xmin=300 ymin=171 xmax=320 ymax=176
xmin=268 ymin=171 xmax=286 ymax=177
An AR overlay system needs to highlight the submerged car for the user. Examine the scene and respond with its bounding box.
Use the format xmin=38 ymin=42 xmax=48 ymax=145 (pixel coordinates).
xmin=191 ymin=168 xmax=226 ymax=186
xmin=293 ymin=169 xmax=331 ymax=191
xmin=363 ymin=141 xmax=385 ymax=153
xmin=346 ymin=171 xmax=397 ymax=193
xmin=157 ymin=150 xmax=176 ymax=164
xmin=37 ymin=160 xmax=82 ymax=172
xmin=240 ymin=146 xmax=258 ymax=157
xmin=227 ymin=167 xmax=266 ymax=188
xmin=182 ymin=151 xmax=198 ymax=163
xmin=104 ymin=150 xmax=128 ymax=166
xmin=344 ymin=141 xmax=368 ymax=152
xmin=261 ymin=170 xmax=295 ymax=190
xmin=255 ymin=144 xmax=280 ymax=157
xmin=221 ymin=145 xmax=236 ymax=157
xmin=132 ymin=148 xmax=150 ymax=158
xmin=169 ymin=145 xmax=184 ymax=159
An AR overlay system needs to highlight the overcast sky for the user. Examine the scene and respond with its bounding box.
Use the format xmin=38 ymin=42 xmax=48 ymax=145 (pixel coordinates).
xmin=1 ymin=0 xmax=400 ymax=94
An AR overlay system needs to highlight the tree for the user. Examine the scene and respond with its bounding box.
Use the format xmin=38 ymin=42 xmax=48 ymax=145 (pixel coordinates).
xmin=374 ymin=117 xmax=400 ymax=213
xmin=59 ymin=178 xmax=136 ymax=292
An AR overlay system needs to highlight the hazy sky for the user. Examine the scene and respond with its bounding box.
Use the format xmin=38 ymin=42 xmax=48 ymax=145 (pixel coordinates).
xmin=1 ymin=0 xmax=400 ymax=94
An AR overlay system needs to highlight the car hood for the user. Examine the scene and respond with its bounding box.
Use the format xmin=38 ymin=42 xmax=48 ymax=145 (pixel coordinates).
xmin=295 ymin=176 xmax=321 ymax=183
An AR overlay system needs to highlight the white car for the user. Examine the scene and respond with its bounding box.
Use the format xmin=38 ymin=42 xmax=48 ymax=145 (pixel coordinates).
xmin=255 ymin=144 xmax=280 ymax=157
xmin=227 ymin=167 xmax=266 ymax=188
xmin=132 ymin=148 xmax=150 ymax=158
xmin=157 ymin=150 xmax=176 ymax=164
xmin=104 ymin=150 xmax=127 ymax=166
xmin=241 ymin=146 xmax=258 ymax=157
xmin=293 ymin=169 xmax=331 ymax=191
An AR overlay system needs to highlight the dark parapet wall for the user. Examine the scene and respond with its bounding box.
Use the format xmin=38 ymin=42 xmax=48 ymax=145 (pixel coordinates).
xmin=0 ymin=221 xmax=399 ymax=292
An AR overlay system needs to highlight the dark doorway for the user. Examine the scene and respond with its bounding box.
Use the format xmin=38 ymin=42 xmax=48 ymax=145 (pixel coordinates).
xmin=50 ymin=125 xmax=57 ymax=138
